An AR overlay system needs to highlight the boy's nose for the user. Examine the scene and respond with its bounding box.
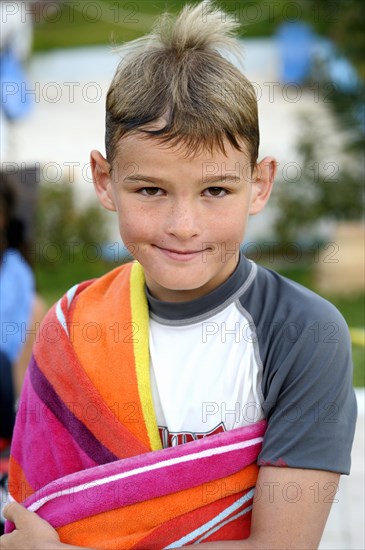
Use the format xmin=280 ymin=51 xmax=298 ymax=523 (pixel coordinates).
xmin=165 ymin=201 xmax=200 ymax=240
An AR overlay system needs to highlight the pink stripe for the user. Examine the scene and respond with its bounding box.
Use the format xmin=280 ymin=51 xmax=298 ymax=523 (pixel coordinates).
xmin=11 ymin=374 xmax=97 ymax=493
xmin=26 ymin=420 xmax=265 ymax=501
xmin=36 ymin=443 xmax=261 ymax=529
xmin=24 ymin=421 xmax=266 ymax=527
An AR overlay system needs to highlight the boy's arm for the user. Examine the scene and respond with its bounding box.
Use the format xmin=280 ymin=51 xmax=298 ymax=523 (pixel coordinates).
xmin=0 ymin=503 xmax=91 ymax=550
xmin=1 ymin=466 xmax=338 ymax=550
xmin=188 ymin=465 xmax=340 ymax=549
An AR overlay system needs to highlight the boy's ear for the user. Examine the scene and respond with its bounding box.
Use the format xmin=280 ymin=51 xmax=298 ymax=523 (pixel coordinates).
xmin=249 ymin=156 xmax=277 ymax=215
xmin=90 ymin=150 xmax=116 ymax=212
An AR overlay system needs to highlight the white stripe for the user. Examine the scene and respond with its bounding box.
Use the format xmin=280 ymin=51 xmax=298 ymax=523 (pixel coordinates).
xmin=55 ymin=284 xmax=79 ymax=337
xmin=164 ymin=489 xmax=255 ymax=548
xmin=66 ymin=284 xmax=79 ymax=307
xmin=28 ymin=436 xmax=263 ymax=513
xmin=196 ymin=505 xmax=253 ymax=543
xmin=55 ymin=299 xmax=68 ymax=336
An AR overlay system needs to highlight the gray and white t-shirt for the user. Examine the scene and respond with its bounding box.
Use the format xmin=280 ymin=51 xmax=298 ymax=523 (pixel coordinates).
xmin=147 ymin=254 xmax=357 ymax=474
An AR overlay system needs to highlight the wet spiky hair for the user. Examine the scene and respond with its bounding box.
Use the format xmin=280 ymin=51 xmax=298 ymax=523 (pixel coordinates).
xmin=106 ymin=1 xmax=259 ymax=167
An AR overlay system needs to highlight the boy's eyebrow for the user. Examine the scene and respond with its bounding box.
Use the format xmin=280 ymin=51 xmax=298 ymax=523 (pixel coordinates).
xmin=123 ymin=174 xmax=241 ymax=184
xmin=123 ymin=174 xmax=162 ymax=184
xmin=202 ymin=175 xmax=241 ymax=184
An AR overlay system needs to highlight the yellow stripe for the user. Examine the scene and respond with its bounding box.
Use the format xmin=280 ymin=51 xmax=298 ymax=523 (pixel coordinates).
xmin=130 ymin=262 xmax=162 ymax=451
xmin=350 ymin=327 xmax=365 ymax=347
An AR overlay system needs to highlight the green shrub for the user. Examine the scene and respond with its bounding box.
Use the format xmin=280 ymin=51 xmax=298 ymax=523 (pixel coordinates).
xmin=35 ymin=180 xmax=109 ymax=263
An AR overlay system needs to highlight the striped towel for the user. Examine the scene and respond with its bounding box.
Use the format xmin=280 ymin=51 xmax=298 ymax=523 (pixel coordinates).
xmin=6 ymin=262 xmax=266 ymax=548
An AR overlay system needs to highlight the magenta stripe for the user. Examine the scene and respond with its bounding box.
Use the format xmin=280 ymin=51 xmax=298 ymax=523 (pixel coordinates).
xmin=11 ymin=375 xmax=97 ymax=491
xmin=30 ymin=356 xmax=117 ymax=465
xmin=37 ymin=446 xmax=261 ymax=529
xmin=24 ymin=421 xmax=266 ymax=528
xmin=26 ymin=419 xmax=266 ymax=502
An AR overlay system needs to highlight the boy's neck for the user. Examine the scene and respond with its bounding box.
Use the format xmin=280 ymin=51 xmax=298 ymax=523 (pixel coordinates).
xmin=144 ymin=253 xmax=240 ymax=303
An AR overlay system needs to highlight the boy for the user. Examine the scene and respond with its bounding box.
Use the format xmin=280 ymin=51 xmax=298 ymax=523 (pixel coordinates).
xmin=1 ymin=1 xmax=357 ymax=548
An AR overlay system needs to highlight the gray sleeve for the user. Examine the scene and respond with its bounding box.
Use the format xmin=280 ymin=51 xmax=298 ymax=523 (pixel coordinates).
xmin=257 ymin=300 xmax=357 ymax=474
xmin=239 ymin=264 xmax=358 ymax=474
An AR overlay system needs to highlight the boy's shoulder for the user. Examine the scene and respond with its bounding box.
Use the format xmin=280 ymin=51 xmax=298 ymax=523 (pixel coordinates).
xmin=240 ymin=260 xmax=347 ymax=331
xmin=41 ymin=261 xmax=136 ymax=327
xmin=68 ymin=260 xmax=136 ymax=302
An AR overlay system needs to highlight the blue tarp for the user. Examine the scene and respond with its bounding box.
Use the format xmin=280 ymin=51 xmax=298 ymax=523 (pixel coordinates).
xmin=0 ymin=48 xmax=32 ymax=120
xmin=276 ymin=22 xmax=314 ymax=84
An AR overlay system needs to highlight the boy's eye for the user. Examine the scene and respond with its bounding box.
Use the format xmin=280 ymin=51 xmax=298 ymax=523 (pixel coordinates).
xmin=203 ymin=187 xmax=228 ymax=197
xmin=139 ymin=187 xmax=163 ymax=196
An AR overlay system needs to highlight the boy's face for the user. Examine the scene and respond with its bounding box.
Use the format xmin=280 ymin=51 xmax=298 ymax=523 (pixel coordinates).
xmin=91 ymin=134 xmax=276 ymax=302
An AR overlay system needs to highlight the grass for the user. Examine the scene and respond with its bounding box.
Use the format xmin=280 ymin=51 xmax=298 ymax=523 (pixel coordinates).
xmin=32 ymin=0 xmax=339 ymax=51
xmin=352 ymin=346 xmax=365 ymax=387
xmin=33 ymin=1 xmax=192 ymax=51
xmin=34 ymin=256 xmax=120 ymax=305
xmin=35 ymin=256 xmax=364 ymax=387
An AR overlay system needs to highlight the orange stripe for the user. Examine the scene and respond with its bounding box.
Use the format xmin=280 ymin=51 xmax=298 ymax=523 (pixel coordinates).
xmin=8 ymin=457 xmax=34 ymax=502
xmin=34 ymin=264 xmax=148 ymax=459
xmin=132 ymin=493 xmax=251 ymax=549
xmin=57 ymin=465 xmax=258 ymax=548
xmin=72 ymin=262 xmax=152 ymax=449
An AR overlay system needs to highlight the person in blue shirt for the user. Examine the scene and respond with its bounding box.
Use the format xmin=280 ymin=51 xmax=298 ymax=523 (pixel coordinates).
xmin=0 ymin=172 xmax=35 ymax=439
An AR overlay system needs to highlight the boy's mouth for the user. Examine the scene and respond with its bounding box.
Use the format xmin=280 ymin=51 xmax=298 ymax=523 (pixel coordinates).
xmin=154 ymin=245 xmax=209 ymax=261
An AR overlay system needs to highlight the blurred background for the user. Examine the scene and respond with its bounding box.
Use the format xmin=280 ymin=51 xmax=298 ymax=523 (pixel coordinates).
xmin=0 ymin=1 xmax=364 ymax=546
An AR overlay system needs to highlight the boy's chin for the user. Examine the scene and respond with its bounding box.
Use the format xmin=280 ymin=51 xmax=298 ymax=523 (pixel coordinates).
xmin=145 ymin=272 xmax=223 ymax=302
xmin=143 ymin=254 xmax=239 ymax=301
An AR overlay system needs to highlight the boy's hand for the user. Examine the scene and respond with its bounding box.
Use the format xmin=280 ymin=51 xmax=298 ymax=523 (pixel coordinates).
xmin=0 ymin=502 xmax=62 ymax=550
